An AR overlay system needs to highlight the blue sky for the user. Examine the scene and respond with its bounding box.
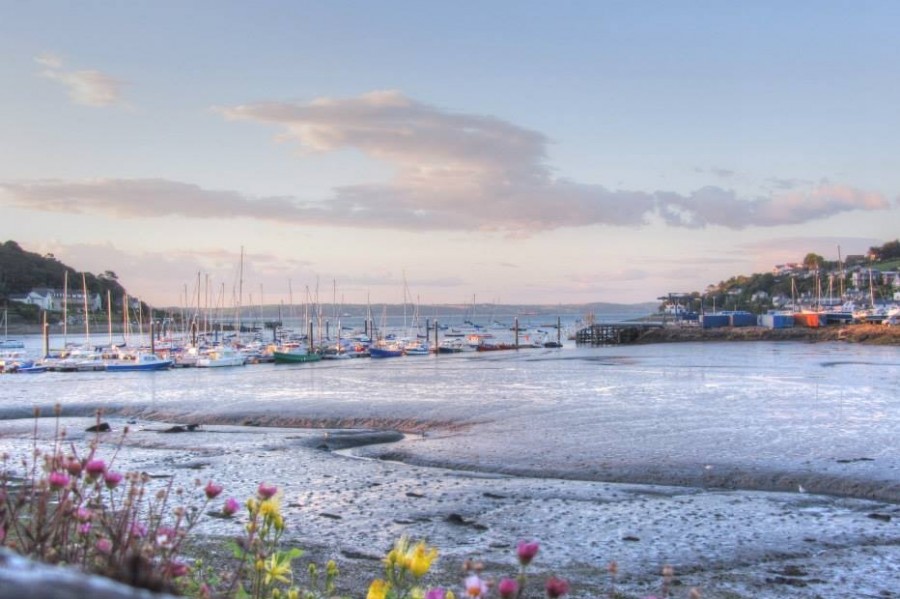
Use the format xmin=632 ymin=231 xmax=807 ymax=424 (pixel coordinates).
xmin=1 ymin=1 xmax=898 ymax=307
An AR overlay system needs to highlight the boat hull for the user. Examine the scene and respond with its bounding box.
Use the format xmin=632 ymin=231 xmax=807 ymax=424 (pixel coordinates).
xmin=273 ymin=351 xmax=322 ymax=364
xmin=106 ymin=361 xmax=173 ymax=372
xmin=369 ymin=347 xmax=403 ymax=358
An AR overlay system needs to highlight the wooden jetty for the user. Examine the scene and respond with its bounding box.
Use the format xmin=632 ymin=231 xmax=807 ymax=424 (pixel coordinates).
xmin=575 ymin=323 xmax=663 ymax=346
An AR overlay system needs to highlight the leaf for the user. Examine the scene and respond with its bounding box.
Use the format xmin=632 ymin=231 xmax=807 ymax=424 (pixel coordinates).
xmin=226 ymin=539 xmax=248 ymax=560
xmin=284 ymin=547 xmax=304 ymax=560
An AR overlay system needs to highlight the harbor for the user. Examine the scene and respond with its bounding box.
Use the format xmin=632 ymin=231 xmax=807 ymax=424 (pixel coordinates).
xmin=0 ymin=338 xmax=898 ymax=597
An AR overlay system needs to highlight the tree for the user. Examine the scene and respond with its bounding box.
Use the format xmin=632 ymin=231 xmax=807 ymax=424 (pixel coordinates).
xmin=802 ymin=253 xmax=825 ymax=270
xmin=868 ymin=240 xmax=900 ymax=262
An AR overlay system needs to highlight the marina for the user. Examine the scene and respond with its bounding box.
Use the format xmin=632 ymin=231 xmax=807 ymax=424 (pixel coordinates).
xmin=0 ymin=336 xmax=897 ymax=597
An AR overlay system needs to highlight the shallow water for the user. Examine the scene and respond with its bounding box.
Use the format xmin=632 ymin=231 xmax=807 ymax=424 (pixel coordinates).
xmin=3 ymin=337 xmax=899 ymax=597
xmin=2 ymin=337 xmax=898 ymax=499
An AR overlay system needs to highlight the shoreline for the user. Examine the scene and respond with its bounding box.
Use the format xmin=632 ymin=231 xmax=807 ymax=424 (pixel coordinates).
xmin=634 ymin=323 xmax=900 ymax=345
xmin=0 ymin=415 xmax=896 ymax=598
xmin=6 ymin=321 xmax=899 ymax=346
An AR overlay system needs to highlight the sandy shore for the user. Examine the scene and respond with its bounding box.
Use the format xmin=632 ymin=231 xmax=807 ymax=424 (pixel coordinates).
xmin=1 ymin=415 xmax=896 ymax=599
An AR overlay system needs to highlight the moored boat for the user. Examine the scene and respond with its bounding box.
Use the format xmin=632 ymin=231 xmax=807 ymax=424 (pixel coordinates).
xmin=196 ymin=346 xmax=246 ymax=368
xmin=106 ymin=352 xmax=173 ymax=372
xmin=273 ymin=349 xmax=322 ymax=364
xmin=368 ymin=341 xmax=404 ymax=358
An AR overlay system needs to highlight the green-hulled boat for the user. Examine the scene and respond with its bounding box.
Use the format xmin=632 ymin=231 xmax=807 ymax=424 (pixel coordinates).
xmin=273 ymin=350 xmax=322 ymax=364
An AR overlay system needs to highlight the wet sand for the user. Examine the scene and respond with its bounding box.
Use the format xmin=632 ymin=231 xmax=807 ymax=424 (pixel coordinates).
xmin=1 ymin=415 xmax=897 ymax=598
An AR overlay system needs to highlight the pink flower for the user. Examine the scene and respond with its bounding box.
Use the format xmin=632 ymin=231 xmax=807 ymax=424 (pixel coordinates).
xmin=156 ymin=526 xmax=177 ymax=548
xmin=164 ymin=560 xmax=189 ymax=578
xmin=204 ymin=481 xmax=223 ymax=500
xmin=425 ymin=589 xmax=447 ymax=599
xmin=78 ymin=523 xmax=92 ymax=535
xmin=130 ymin=523 xmax=148 ymax=538
xmin=464 ymin=574 xmax=489 ymax=598
xmin=75 ymin=507 xmax=92 ymax=522
xmin=66 ymin=458 xmax=82 ymax=477
xmin=96 ymin=538 xmax=112 ymax=554
xmin=85 ymin=459 xmax=106 ymax=478
xmin=222 ymin=497 xmax=240 ymax=517
xmin=498 ymin=578 xmax=519 ymax=599
xmin=48 ymin=471 xmax=70 ymax=490
xmin=517 ymin=540 xmax=540 ymax=565
xmin=545 ymin=576 xmax=569 ymax=598
xmin=257 ymin=482 xmax=277 ymax=499
xmin=104 ymin=470 xmax=123 ymax=489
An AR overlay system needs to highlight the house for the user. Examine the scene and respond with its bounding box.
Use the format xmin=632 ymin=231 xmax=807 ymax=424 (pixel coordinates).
xmin=9 ymin=288 xmax=102 ymax=312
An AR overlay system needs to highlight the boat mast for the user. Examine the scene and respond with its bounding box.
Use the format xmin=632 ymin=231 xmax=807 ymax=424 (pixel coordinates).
xmin=107 ymin=290 xmax=112 ymax=346
xmin=81 ymin=273 xmax=90 ymax=345
xmin=837 ymin=245 xmax=845 ymax=301
xmin=237 ymin=246 xmax=244 ymax=344
xmin=63 ymin=271 xmax=68 ymax=347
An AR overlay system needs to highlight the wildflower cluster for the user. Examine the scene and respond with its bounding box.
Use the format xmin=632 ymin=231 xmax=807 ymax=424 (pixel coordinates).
xmin=368 ymin=538 xmax=572 ymax=599
xmin=368 ymin=535 xmax=439 ymax=599
xmin=0 ymin=406 xmax=229 ymax=593
xmin=228 ymin=482 xmax=339 ymax=599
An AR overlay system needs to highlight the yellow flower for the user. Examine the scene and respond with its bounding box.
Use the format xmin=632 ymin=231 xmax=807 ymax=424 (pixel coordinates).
xmin=446 ymin=592 xmax=456 ymax=599
xmin=326 ymin=560 xmax=339 ymax=577
xmin=367 ymin=579 xmax=390 ymax=599
xmin=259 ymin=496 xmax=281 ymax=519
xmin=264 ymin=552 xmax=293 ymax=585
xmin=408 ymin=541 xmax=438 ymax=578
xmin=385 ymin=536 xmax=409 ymax=568
xmin=287 ymin=590 xmax=299 ymax=599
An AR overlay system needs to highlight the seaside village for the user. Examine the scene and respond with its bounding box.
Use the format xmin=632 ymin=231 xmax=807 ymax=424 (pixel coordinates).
xmin=2 ymin=252 xmax=899 ymax=374
xmin=660 ymin=253 xmax=900 ymax=329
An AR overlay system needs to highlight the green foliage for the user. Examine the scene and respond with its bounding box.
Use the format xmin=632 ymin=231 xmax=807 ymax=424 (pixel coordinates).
xmin=0 ymin=240 xmax=128 ymax=301
xmin=689 ymin=242 xmax=900 ymax=313
xmin=868 ymin=239 xmax=900 ymax=262
xmin=0 ymin=240 xmax=146 ymax=322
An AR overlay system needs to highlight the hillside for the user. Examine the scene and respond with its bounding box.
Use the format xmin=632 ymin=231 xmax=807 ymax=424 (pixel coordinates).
xmin=667 ymin=239 xmax=900 ymax=314
xmin=0 ymin=241 xmax=131 ymax=323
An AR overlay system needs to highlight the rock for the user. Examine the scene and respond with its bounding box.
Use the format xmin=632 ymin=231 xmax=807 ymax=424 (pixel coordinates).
xmin=0 ymin=548 xmax=179 ymax=599
xmin=86 ymin=422 xmax=111 ymax=432
xmin=868 ymin=513 xmax=892 ymax=522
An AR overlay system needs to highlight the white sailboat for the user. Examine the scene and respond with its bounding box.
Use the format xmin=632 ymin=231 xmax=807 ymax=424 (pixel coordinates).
xmin=0 ymin=308 xmax=25 ymax=349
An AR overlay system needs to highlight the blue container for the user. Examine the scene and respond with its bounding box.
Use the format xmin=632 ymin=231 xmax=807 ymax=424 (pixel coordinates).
xmin=701 ymin=314 xmax=730 ymax=329
xmin=729 ymin=312 xmax=757 ymax=327
xmin=760 ymin=313 xmax=794 ymax=329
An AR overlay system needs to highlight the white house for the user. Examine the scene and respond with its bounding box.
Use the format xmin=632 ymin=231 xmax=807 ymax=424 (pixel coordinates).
xmin=9 ymin=288 xmax=102 ymax=312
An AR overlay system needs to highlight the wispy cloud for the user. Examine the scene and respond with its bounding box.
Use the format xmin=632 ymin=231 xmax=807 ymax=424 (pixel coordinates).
xmin=654 ymin=183 xmax=888 ymax=229
xmin=2 ymin=92 xmax=891 ymax=233
xmin=35 ymin=52 xmax=126 ymax=107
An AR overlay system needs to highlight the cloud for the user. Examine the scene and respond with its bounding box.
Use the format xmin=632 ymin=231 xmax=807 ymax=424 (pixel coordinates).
xmin=695 ymin=166 xmax=735 ymax=179
xmin=654 ymin=183 xmax=889 ymax=229
xmin=218 ymin=90 xmax=655 ymax=232
xmin=2 ymin=91 xmax=891 ymax=233
xmin=35 ymin=53 xmax=125 ymax=107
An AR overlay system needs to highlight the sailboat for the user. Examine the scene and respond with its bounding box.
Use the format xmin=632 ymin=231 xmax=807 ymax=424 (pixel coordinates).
xmin=0 ymin=309 xmax=25 ymax=349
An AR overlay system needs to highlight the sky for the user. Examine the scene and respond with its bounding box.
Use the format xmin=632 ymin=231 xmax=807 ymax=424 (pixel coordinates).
xmin=1 ymin=1 xmax=898 ymax=308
